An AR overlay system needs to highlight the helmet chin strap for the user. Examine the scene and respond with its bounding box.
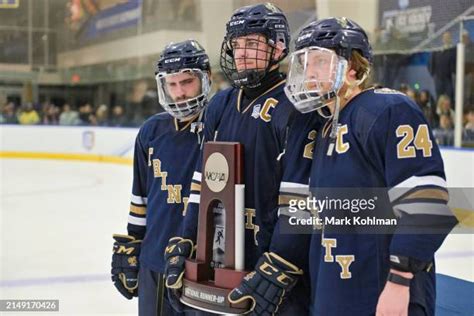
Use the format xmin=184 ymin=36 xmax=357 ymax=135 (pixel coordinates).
xmin=343 ymin=71 xmax=368 ymax=99
xmin=317 ymin=106 xmax=333 ymax=119
xmin=314 ymin=58 xmax=348 ymax=120
xmin=326 ymin=95 xmax=341 ymax=156
xmin=326 ymin=69 xmax=368 ymax=156
xmin=190 ymin=110 xmax=205 ymax=144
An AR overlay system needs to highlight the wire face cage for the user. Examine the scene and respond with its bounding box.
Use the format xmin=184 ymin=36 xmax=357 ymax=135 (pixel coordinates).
xmin=220 ymin=33 xmax=277 ymax=88
xmin=155 ymin=68 xmax=210 ymax=120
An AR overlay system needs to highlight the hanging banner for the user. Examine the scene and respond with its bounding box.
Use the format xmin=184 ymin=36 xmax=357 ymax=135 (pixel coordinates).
xmin=81 ymin=0 xmax=141 ymax=40
xmin=378 ymin=0 xmax=472 ymax=48
xmin=0 ymin=0 xmax=19 ymax=9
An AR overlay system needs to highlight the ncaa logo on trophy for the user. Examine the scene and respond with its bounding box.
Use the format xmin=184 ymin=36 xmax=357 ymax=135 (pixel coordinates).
xmin=179 ymin=142 xmax=250 ymax=315
xmin=204 ymin=152 xmax=229 ymax=193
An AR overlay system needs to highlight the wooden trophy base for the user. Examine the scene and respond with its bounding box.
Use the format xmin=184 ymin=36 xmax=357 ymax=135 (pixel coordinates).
xmin=180 ymin=277 xmax=250 ymax=315
xmin=181 ymin=260 xmax=250 ymax=314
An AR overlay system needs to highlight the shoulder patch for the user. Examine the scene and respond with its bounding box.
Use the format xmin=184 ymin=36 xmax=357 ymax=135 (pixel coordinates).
xmin=251 ymin=104 xmax=261 ymax=119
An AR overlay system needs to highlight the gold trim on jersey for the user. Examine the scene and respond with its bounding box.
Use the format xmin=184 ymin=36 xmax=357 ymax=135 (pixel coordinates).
xmin=174 ymin=113 xmax=200 ymax=132
xmin=190 ymin=182 xmax=201 ymax=192
xmin=322 ymin=119 xmax=333 ymax=138
xmin=402 ymin=188 xmax=449 ymax=203
xmin=237 ymin=80 xmax=286 ymax=113
xmin=130 ymin=204 xmax=147 ymax=215
xmin=278 ymin=194 xmax=306 ymax=206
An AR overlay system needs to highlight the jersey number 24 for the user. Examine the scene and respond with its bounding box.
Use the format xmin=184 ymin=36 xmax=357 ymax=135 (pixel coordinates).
xmin=396 ymin=124 xmax=433 ymax=159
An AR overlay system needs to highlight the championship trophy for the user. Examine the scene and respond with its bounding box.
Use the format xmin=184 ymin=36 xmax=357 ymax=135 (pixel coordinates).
xmin=180 ymin=142 xmax=250 ymax=314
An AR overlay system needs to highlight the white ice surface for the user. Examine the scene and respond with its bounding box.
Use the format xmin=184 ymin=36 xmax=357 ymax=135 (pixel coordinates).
xmin=1 ymin=158 xmax=472 ymax=315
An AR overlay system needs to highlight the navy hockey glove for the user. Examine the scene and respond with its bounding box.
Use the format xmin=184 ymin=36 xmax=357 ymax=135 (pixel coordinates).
xmin=164 ymin=237 xmax=194 ymax=313
xmin=111 ymin=234 xmax=141 ymax=299
xmin=164 ymin=237 xmax=194 ymax=289
xmin=228 ymin=252 xmax=303 ymax=315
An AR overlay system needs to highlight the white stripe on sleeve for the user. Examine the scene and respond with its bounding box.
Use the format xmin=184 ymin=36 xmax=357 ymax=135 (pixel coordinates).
xmin=128 ymin=215 xmax=147 ymax=226
xmin=388 ymin=176 xmax=447 ymax=202
xmin=192 ymin=172 xmax=202 ymax=183
xmin=280 ymin=181 xmax=309 ymax=195
xmin=188 ymin=193 xmax=200 ymax=204
xmin=393 ymin=202 xmax=453 ymax=217
xmin=131 ymin=194 xmax=148 ymax=205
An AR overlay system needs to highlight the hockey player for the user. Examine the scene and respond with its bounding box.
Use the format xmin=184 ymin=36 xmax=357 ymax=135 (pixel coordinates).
xmin=285 ymin=17 xmax=458 ymax=315
xmin=163 ymin=3 xmax=324 ymax=315
xmin=111 ymin=40 xmax=211 ymax=316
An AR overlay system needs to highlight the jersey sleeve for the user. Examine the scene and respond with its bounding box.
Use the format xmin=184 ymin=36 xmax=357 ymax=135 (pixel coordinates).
xmin=269 ymin=112 xmax=324 ymax=268
xmin=365 ymin=100 xmax=458 ymax=263
xmin=127 ymin=131 xmax=148 ymax=240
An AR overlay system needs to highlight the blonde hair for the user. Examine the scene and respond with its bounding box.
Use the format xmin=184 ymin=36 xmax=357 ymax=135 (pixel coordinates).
xmin=349 ymin=50 xmax=372 ymax=90
xmin=436 ymin=94 xmax=451 ymax=113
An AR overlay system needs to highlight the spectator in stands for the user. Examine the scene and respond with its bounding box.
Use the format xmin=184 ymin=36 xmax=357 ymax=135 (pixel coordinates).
xmin=463 ymin=29 xmax=474 ymax=106
xmin=110 ymin=105 xmax=127 ymax=127
xmin=430 ymin=31 xmax=456 ymax=101
xmin=0 ymin=102 xmax=18 ymax=124
xmin=462 ymin=29 xmax=471 ymax=45
xmin=210 ymin=71 xmax=230 ymax=97
xmin=418 ymin=89 xmax=438 ymax=127
xmin=465 ymin=68 xmax=474 ymax=106
xmin=433 ymin=113 xmax=454 ymax=146
xmin=17 ymin=103 xmax=40 ymax=125
xmin=372 ymin=27 xmax=383 ymax=49
xmin=78 ymin=103 xmax=96 ymax=125
xmin=137 ymin=92 xmax=159 ymax=125
xmin=399 ymin=84 xmax=418 ymax=103
xmin=95 ymin=104 xmax=109 ymax=126
xmin=405 ymin=88 xmax=417 ymax=101
xmin=59 ymin=103 xmax=80 ymax=125
xmin=465 ymin=108 xmax=474 ymax=131
xmin=436 ymin=94 xmax=455 ymax=119
xmin=124 ymin=80 xmax=158 ymax=126
xmin=464 ymin=108 xmax=474 ymax=144
xmin=42 ymin=103 xmax=60 ymax=125
xmin=399 ymin=83 xmax=410 ymax=94
xmin=399 ymin=84 xmax=418 ymax=98
xmin=41 ymin=102 xmax=50 ymax=118
xmin=88 ymin=113 xmax=98 ymax=126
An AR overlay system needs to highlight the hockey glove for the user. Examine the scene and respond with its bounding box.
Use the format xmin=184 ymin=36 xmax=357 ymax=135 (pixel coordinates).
xmin=228 ymin=252 xmax=303 ymax=315
xmin=163 ymin=237 xmax=194 ymax=289
xmin=111 ymin=234 xmax=141 ymax=299
xmin=163 ymin=237 xmax=194 ymax=313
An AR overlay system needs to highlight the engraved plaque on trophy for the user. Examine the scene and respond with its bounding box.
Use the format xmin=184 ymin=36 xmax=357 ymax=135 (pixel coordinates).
xmin=180 ymin=142 xmax=250 ymax=315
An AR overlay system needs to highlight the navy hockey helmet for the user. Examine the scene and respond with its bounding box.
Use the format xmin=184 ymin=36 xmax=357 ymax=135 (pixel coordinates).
xmin=285 ymin=17 xmax=373 ymax=114
xmin=155 ymin=40 xmax=211 ymax=120
xmin=220 ymin=2 xmax=290 ymax=88
xmin=156 ymin=39 xmax=210 ymax=75
xmin=294 ymin=17 xmax=373 ymax=63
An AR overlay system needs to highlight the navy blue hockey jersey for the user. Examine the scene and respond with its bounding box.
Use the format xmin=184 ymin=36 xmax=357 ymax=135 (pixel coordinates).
xmin=182 ymin=80 xmax=323 ymax=270
xmin=127 ymin=113 xmax=202 ymax=273
xmin=308 ymin=88 xmax=458 ymax=315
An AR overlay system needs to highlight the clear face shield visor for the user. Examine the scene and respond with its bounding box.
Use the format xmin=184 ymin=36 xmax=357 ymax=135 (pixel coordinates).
xmin=284 ymin=47 xmax=347 ymax=114
xmin=156 ymin=69 xmax=210 ymax=120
